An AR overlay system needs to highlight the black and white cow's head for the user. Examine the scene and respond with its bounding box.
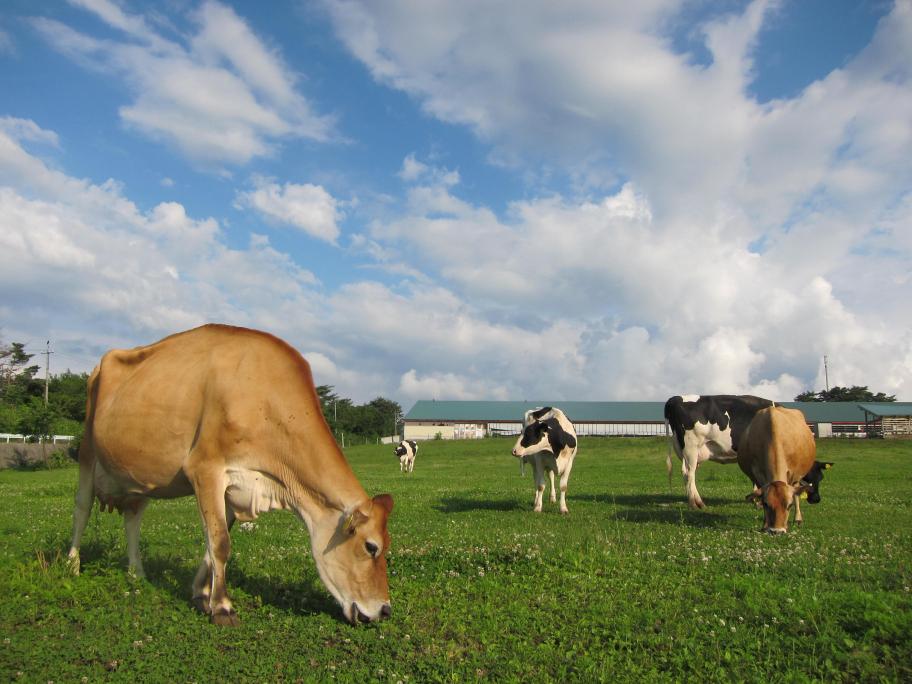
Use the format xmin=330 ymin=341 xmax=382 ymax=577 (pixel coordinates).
xmin=799 ymin=460 xmax=833 ymax=504
xmin=512 ymin=417 xmax=576 ymax=458
xmin=394 ymin=440 xmax=416 ymax=458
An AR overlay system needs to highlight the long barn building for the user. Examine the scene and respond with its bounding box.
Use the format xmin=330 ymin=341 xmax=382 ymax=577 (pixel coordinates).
xmin=402 ymin=400 xmax=912 ymax=441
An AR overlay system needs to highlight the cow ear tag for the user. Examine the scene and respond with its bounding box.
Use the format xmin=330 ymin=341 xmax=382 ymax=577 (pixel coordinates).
xmin=800 ymin=491 xmax=808 ymax=500
xmin=343 ymin=512 xmax=356 ymax=534
xmin=825 ymin=463 xmax=832 ymax=469
xmin=343 ymin=509 xmax=369 ymax=534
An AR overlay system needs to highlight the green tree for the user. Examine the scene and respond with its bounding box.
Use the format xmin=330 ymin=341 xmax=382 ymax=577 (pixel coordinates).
xmin=366 ymin=397 xmax=402 ymax=437
xmin=17 ymin=397 xmax=61 ymax=442
xmin=48 ymin=371 xmax=89 ymax=422
xmin=794 ymin=385 xmax=896 ymax=402
xmin=0 ymin=341 xmax=41 ymax=404
xmin=313 ymin=385 xmax=402 ymax=444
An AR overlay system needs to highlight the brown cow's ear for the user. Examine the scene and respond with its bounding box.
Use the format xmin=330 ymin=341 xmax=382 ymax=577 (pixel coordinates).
xmin=343 ymin=508 xmax=369 ymax=535
xmin=373 ymin=493 xmax=394 ymax=514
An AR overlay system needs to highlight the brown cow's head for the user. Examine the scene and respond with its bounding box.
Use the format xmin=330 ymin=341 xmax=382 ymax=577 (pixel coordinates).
xmin=762 ymin=481 xmax=811 ymax=534
xmin=314 ymin=494 xmax=394 ymax=624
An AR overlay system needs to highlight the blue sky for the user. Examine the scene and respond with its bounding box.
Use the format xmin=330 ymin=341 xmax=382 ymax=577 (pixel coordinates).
xmin=1 ymin=0 xmax=910 ymax=406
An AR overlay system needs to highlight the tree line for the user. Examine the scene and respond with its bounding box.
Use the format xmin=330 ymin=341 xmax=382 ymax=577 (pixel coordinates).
xmin=1 ymin=338 xmax=401 ymax=447
xmin=0 ymin=341 xmax=87 ymax=439
xmin=315 ymin=385 xmax=402 ymax=446
xmin=794 ymin=386 xmax=896 ymax=402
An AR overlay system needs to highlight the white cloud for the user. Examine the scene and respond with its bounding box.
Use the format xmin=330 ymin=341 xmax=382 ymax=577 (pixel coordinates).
xmin=4 ymin=3 xmax=911 ymax=408
xmin=235 ymin=178 xmax=342 ymax=243
xmin=0 ymin=117 xmax=60 ymax=146
xmin=31 ymin=1 xmax=333 ymax=166
xmin=318 ymin=0 xmax=912 ymax=400
xmin=398 ymin=153 xmax=427 ymax=182
xmin=0 ymin=26 xmax=14 ymax=55
xmin=0 ymin=124 xmax=321 ymax=367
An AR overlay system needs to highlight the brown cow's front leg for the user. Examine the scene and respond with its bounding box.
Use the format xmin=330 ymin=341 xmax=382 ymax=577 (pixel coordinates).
xmin=188 ymin=468 xmax=239 ymax=626
xmin=124 ymin=499 xmax=150 ymax=578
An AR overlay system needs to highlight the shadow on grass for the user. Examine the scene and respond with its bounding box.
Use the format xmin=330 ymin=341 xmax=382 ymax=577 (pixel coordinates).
xmin=63 ymin=538 xmax=343 ymax=623
xmin=570 ymin=492 xmax=739 ymax=527
xmin=433 ymin=496 xmax=527 ymax=513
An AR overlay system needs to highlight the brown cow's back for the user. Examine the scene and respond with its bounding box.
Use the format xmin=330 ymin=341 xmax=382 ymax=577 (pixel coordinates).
xmin=85 ymin=324 xmax=360 ymax=504
xmin=739 ymin=406 xmax=815 ymax=487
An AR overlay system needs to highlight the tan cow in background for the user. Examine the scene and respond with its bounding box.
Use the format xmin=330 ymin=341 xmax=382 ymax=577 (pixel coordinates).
xmin=67 ymin=324 xmax=393 ymax=625
xmin=737 ymin=405 xmax=816 ymax=534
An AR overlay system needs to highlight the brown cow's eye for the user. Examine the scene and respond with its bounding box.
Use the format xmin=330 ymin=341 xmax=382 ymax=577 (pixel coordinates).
xmin=365 ymin=541 xmax=379 ymax=557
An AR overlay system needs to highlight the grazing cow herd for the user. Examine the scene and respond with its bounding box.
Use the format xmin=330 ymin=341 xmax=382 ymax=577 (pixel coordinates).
xmin=66 ymin=325 xmax=835 ymax=626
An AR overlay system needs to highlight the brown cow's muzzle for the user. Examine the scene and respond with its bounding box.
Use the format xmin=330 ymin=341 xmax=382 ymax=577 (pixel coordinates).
xmin=351 ymin=602 xmax=392 ymax=624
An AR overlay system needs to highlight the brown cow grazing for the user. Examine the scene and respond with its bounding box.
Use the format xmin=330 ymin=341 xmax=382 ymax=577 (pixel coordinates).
xmin=67 ymin=324 xmax=394 ymax=626
xmin=737 ymin=405 xmax=816 ymax=534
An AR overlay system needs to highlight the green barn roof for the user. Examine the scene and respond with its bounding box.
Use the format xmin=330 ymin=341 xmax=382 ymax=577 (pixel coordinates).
xmin=403 ymin=399 xmax=888 ymax=423
xmin=404 ymin=400 xmax=666 ymax=422
xmin=856 ymin=402 xmax=912 ymax=418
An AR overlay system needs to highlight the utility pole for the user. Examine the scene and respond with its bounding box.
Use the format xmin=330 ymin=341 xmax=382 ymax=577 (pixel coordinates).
xmin=43 ymin=340 xmax=54 ymax=406
xmin=823 ymin=355 xmax=830 ymax=392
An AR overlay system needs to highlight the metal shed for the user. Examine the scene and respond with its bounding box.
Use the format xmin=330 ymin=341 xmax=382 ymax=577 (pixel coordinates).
xmin=857 ymin=402 xmax=912 ymax=438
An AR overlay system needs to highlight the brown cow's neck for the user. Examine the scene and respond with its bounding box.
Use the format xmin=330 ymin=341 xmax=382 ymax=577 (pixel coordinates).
xmin=281 ymin=434 xmax=368 ymax=524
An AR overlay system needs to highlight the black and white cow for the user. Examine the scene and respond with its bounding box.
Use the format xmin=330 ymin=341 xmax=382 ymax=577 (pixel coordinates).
xmin=394 ymin=439 xmax=418 ymax=473
xmin=512 ymin=407 xmax=578 ymax=514
xmin=799 ymin=460 xmax=833 ymax=504
xmin=664 ymin=394 xmax=773 ymax=509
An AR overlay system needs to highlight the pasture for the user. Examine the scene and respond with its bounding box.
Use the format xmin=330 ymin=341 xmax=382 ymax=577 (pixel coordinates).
xmin=1 ymin=437 xmax=910 ymax=682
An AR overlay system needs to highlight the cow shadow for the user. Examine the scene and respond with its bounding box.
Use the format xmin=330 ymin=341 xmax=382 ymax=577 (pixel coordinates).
xmin=141 ymin=555 xmax=337 ymax=619
xmin=433 ymin=496 xmax=527 ymax=514
xmin=569 ymin=492 xmax=737 ymax=527
xmin=66 ymin=539 xmax=340 ymax=621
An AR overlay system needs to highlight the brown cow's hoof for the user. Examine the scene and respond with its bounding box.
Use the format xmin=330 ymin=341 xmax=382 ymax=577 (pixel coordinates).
xmin=211 ymin=609 xmax=240 ymax=627
xmin=192 ymin=597 xmax=211 ymax=614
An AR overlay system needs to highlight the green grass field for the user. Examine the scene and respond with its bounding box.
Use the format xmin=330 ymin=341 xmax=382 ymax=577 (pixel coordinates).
xmin=1 ymin=437 xmax=910 ymax=682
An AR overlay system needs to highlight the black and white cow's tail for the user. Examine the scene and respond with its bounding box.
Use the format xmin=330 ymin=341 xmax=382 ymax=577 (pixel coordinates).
xmin=665 ymin=419 xmax=674 ymax=486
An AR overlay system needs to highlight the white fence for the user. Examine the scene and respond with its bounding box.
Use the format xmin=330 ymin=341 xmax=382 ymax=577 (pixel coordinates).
xmin=0 ymin=433 xmax=75 ymax=444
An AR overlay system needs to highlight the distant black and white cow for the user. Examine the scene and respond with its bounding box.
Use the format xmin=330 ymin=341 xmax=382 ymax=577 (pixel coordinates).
xmin=394 ymin=440 xmax=418 ymax=473
xmin=664 ymin=394 xmax=773 ymax=509
xmin=512 ymin=407 xmax=578 ymax=514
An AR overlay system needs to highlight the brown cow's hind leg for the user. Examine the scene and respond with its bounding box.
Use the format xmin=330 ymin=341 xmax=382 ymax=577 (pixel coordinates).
xmin=187 ymin=465 xmax=239 ymax=626
xmin=191 ymin=507 xmax=236 ymax=615
xmin=67 ymin=452 xmax=96 ymax=574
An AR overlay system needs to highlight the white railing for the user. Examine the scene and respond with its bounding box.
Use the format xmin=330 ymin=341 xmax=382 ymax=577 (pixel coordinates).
xmin=0 ymin=433 xmax=75 ymax=444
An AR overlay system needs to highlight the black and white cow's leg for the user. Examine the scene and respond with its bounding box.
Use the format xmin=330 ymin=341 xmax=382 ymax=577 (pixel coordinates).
xmin=532 ymin=457 xmax=546 ymax=513
xmin=547 ymin=469 xmax=557 ymax=504
xmin=557 ymin=457 xmax=574 ymax=515
xmin=123 ymin=498 xmax=150 ymax=578
xmin=682 ymin=442 xmax=705 ymax=509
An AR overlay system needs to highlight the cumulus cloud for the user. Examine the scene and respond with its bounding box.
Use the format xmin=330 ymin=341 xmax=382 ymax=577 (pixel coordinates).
xmin=0 ymin=124 xmax=322 ymax=365
xmin=31 ymin=1 xmax=333 ymax=166
xmin=3 ymin=2 xmax=911 ymax=408
xmin=320 ymin=0 xmax=912 ymax=400
xmin=235 ymin=177 xmax=343 ymax=243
